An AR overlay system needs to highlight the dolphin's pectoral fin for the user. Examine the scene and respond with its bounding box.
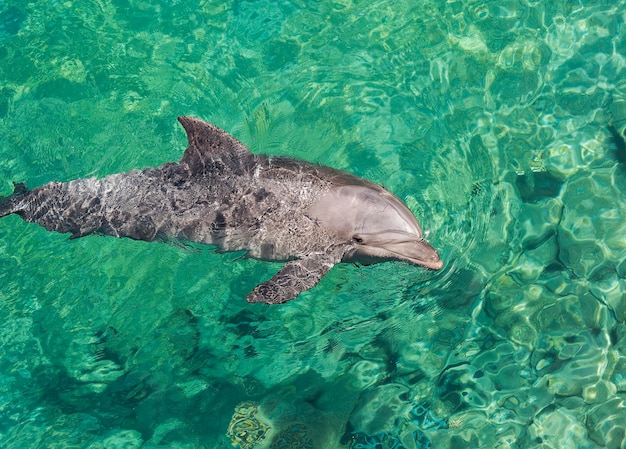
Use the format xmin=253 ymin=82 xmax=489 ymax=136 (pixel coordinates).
xmin=246 ymin=256 xmax=337 ymax=304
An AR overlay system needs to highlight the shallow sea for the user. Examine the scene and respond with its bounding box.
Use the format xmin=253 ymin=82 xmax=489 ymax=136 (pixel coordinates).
xmin=1 ymin=0 xmax=625 ymax=448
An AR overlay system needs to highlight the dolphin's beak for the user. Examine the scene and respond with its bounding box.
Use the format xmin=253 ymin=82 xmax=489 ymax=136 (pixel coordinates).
xmin=379 ymin=238 xmax=444 ymax=270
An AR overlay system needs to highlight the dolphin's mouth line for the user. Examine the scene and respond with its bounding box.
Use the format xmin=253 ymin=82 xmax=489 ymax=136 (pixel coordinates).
xmin=356 ymin=230 xmax=420 ymax=241
xmin=370 ymin=238 xmax=425 ymax=245
xmin=386 ymin=248 xmax=439 ymax=266
xmin=357 ymin=236 xmax=434 ymax=248
xmin=355 ymin=242 xmax=443 ymax=270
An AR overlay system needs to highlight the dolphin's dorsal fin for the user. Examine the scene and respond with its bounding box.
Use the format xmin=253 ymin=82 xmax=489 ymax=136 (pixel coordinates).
xmin=178 ymin=116 xmax=253 ymax=174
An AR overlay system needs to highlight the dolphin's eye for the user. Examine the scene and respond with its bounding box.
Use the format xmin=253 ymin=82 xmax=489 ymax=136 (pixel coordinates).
xmin=352 ymin=236 xmax=364 ymax=243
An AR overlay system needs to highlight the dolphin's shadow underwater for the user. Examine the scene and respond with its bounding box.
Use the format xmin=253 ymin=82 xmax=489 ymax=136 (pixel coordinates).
xmin=0 ymin=117 xmax=442 ymax=304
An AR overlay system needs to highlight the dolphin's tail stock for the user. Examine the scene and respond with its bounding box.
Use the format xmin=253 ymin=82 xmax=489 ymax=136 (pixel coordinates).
xmin=0 ymin=182 xmax=28 ymax=218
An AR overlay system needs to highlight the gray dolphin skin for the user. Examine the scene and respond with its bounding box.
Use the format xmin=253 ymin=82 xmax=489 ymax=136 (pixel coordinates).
xmin=0 ymin=117 xmax=443 ymax=304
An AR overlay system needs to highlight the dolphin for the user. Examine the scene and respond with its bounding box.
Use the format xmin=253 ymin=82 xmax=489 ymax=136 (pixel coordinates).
xmin=0 ymin=117 xmax=442 ymax=304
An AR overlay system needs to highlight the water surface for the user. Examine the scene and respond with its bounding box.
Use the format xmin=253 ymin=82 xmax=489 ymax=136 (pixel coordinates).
xmin=1 ymin=0 xmax=625 ymax=448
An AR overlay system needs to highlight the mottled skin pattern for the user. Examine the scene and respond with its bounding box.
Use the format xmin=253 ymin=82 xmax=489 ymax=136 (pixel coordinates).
xmin=1 ymin=117 xmax=442 ymax=304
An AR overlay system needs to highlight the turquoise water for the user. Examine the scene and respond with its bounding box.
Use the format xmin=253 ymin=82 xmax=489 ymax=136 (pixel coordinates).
xmin=1 ymin=0 xmax=625 ymax=447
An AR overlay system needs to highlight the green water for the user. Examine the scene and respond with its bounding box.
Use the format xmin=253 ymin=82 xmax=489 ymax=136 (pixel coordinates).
xmin=1 ymin=0 xmax=625 ymax=447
